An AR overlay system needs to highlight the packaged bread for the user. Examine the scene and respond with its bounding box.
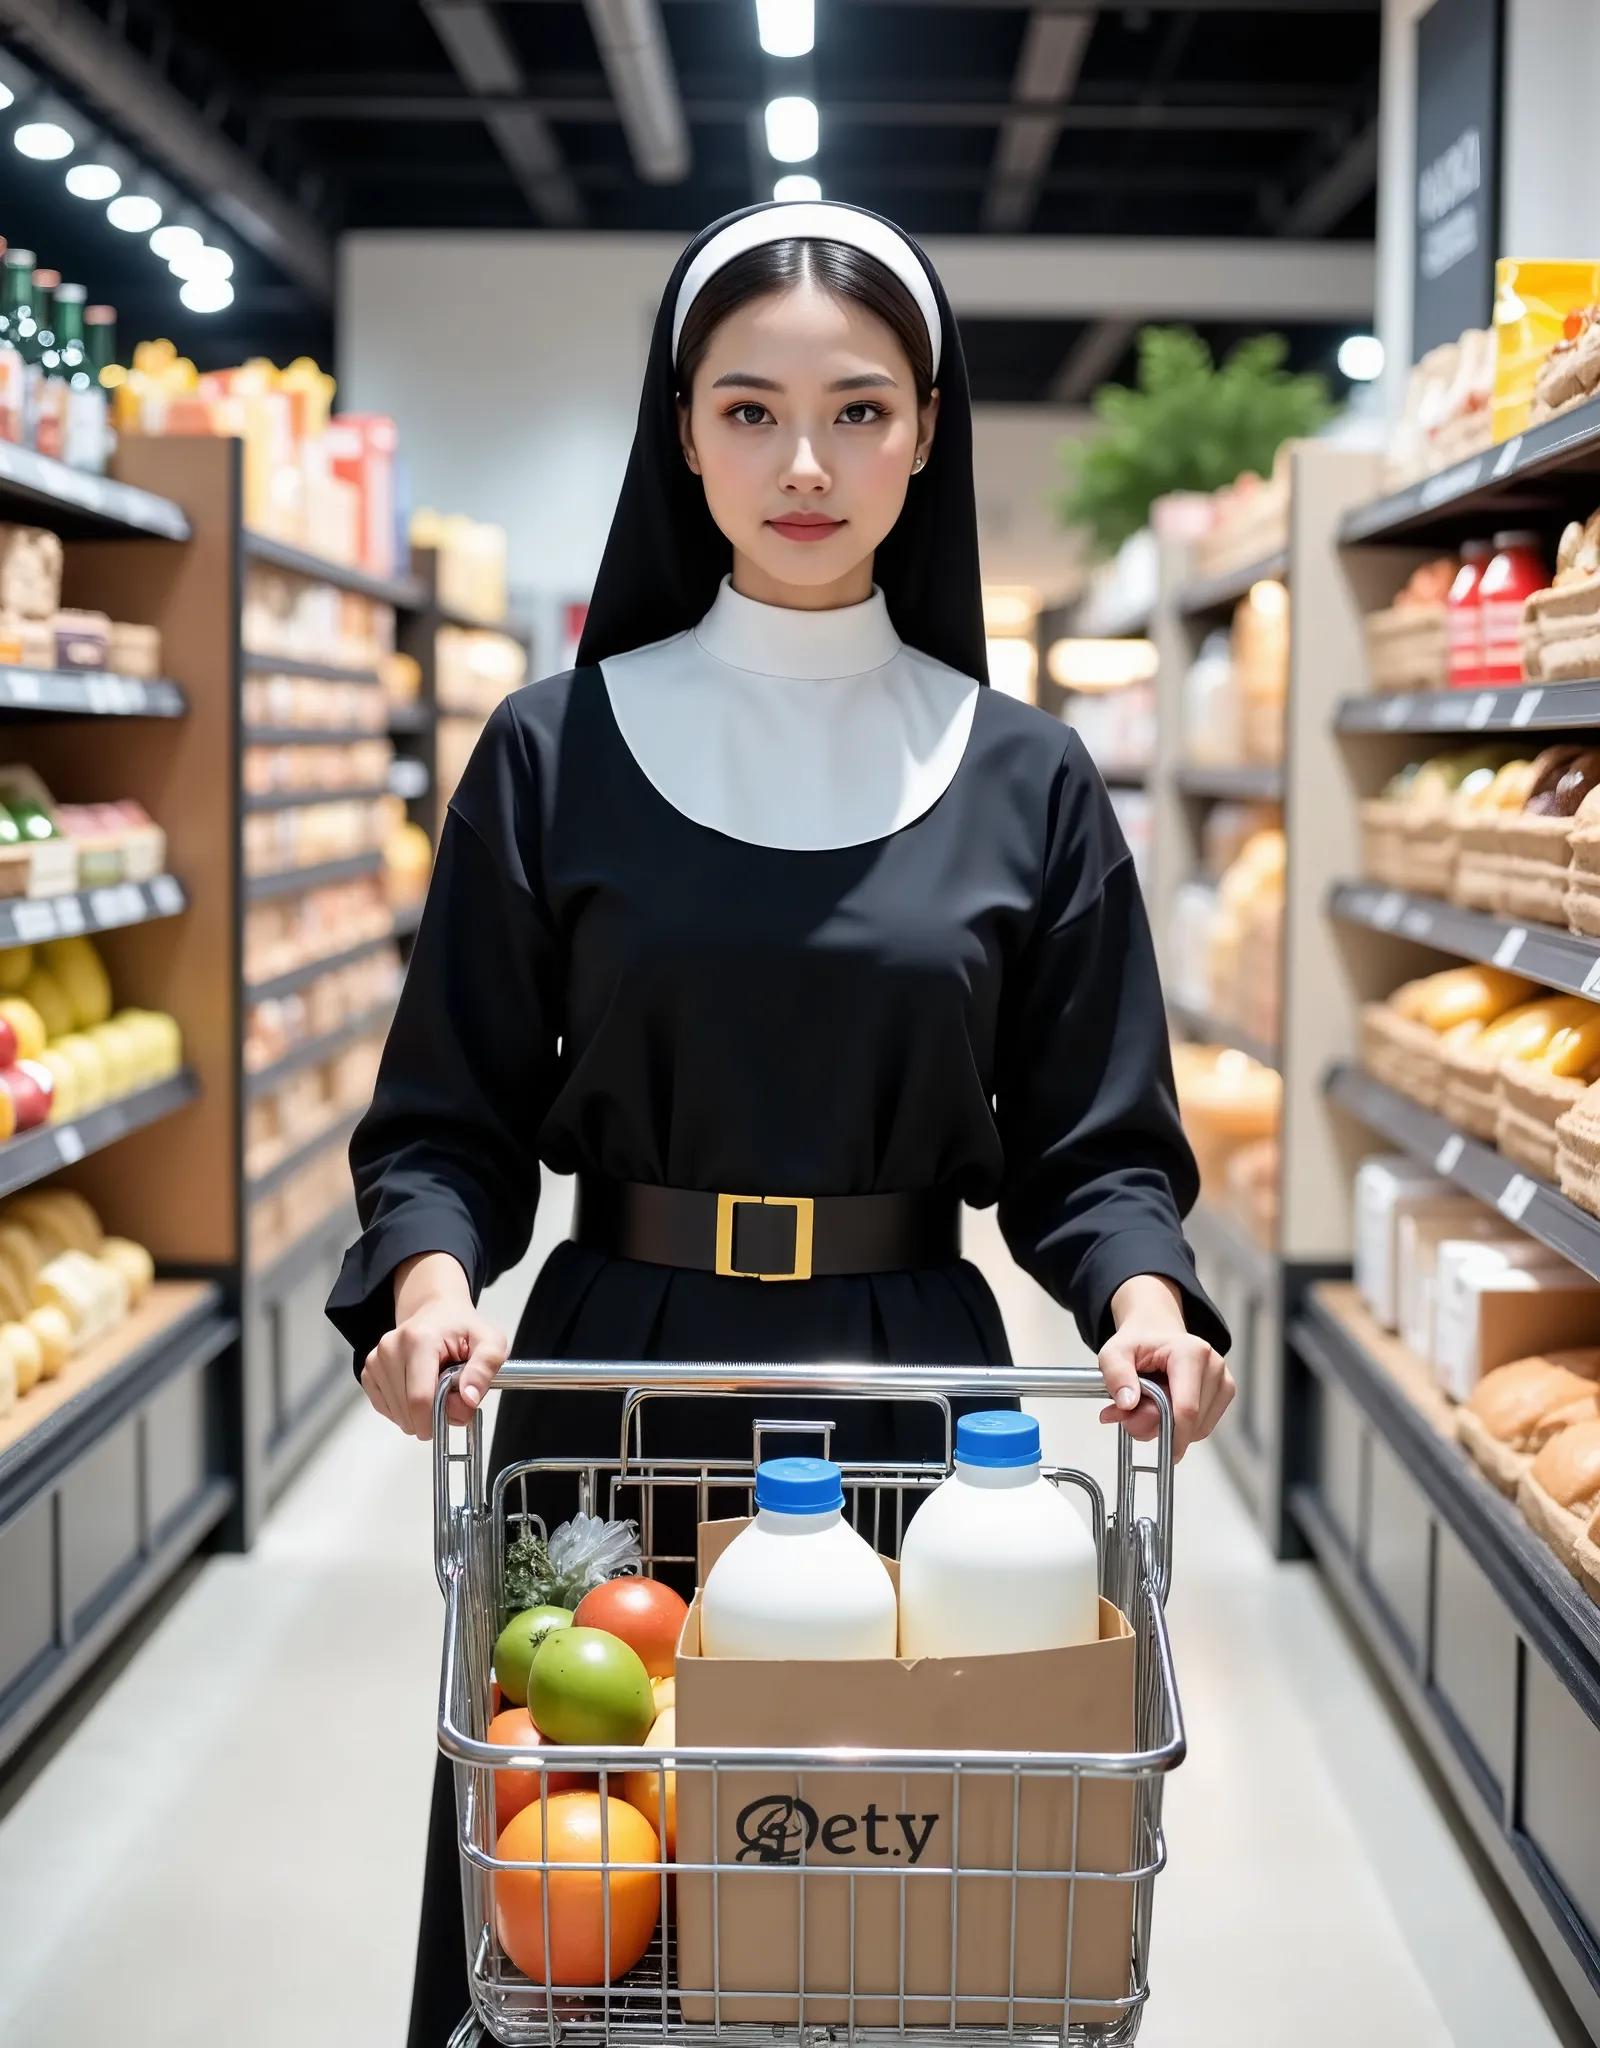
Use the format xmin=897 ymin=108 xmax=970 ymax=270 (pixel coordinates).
xmin=0 ymin=525 xmax=64 ymax=621
xmin=1454 ymin=759 xmax=1538 ymax=911
xmin=25 ymin=1302 xmax=71 ymax=1378
xmin=1391 ymin=965 xmax=1537 ymax=1034
xmin=1457 ymin=1351 xmax=1600 ymax=1494
xmin=1498 ymin=1056 xmax=1600 ymax=1179
xmin=1556 ymin=1078 xmax=1600 ymax=1218
xmin=0 ymin=1318 xmax=42 ymax=1396
xmin=1519 ymin=1418 xmax=1600 ymax=1572
xmin=1564 ymin=785 xmax=1600 ymax=938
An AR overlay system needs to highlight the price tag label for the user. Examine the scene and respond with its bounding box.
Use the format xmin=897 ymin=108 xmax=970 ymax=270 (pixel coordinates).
xmin=1497 ymin=1174 xmax=1538 ymax=1222
xmin=52 ymin=894 xmax=83 ymax=935
xmin=1491 ymin=434 xmax=1524 ymax=479
xmin=1380 ymin=695 xmax=1411 ymax=729
xmin=54 ymin=1124 xmax=85 ymax=1166
xmin=149 ymin=875 xmax=184 ymax=916
xmin=3 ymin=669 xmax=40 ymax=706
xmin=11 ymin=899 xmax=57 ymax=943
xmin=1431 ymin=695 xmax=1462 ymax=727
xmin=1373 ymin=891 xmax=1405 ymax=929
xmin=1465 ymin=692 xmax=1497 ymax=730
xmin=1582 ymin=956 xmax=1600 ymax=998
xmin=1420 ymin=457 xmax=1483 ymax=507
xmin=86 ymin=674 xmax=118 ymax=713
xmin=1511 ymin=689 xmax=1544 ymax=728
xmin=1401 ymin=906 xmax=1434 ymax=939
xmin=1493 ymin=926 xmax=1527 ymax=967
xmin=1436 ymin=1133 xmax=1465 ymax=1174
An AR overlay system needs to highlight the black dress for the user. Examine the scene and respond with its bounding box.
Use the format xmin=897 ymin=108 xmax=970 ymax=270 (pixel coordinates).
xmin=326 ymin=664 xmax=1225 ymax=2044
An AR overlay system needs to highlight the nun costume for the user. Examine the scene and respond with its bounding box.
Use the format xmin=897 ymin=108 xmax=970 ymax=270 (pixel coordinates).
xmin=326 ymin=202 xmax=1225 ymax=2045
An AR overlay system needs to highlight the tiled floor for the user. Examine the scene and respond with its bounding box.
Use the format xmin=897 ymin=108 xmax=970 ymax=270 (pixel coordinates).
xmin=0 ymin=1187 xmax=1577 ymax=2045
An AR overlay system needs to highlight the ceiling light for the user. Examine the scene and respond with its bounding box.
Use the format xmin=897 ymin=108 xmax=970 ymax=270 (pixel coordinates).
xmin=0 ymin=85 xmax=13 ymax=113
xmin=774 ymin=173 xmax=821 ymax=203
xmin=15 ymin=121 xmax=74 ymax=161
xmin=150 ymin=224 xmax=203 ymax=262
xmin=179 ymin=276 xmax=234 ymax=314
xmin=107 ymin=193 xmax=162 ymax=232
xmin=65 ymin=162 xmax=120 ymax=200
xmin=987 ymin=639 xmax=1037 ymax=703
xmin=1337 ymin=333 xmax=1385 ymax=382
xmin=757 ymin=0 xmax=814 ymax=56
xmin=765 ymin=95 xmax=818 ymax=163
xmin=1047 ymin=637 xmax=1160 ymax=691
xmin=170 ymin=244 xmax=233 ymax=283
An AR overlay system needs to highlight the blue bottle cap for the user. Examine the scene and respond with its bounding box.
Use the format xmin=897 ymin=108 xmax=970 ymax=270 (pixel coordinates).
xmin=955 ymin=1410 xmax=1041 ymax=1468
xmin=754 ymin=1455 xmax=845 ymax=1515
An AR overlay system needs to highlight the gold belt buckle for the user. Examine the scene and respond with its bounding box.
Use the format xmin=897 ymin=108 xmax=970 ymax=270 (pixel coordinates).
xmin=715 ymin=1193 xmax=815 ymax=1281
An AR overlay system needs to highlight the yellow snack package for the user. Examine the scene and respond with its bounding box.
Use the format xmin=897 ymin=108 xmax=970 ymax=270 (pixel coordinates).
xmin=1493 ymin=258 xmax=1600 ymax=442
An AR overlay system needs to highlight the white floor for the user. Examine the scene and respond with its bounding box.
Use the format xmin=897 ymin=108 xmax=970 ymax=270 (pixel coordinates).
xmin=0 ymin=1187 xmax=1578 ymax=2046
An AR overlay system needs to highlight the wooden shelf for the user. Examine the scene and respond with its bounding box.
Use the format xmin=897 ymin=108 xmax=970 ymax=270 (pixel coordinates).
xmin=245 ymin=852 xmax=384 ymax=902
xmin=1175 ymin=549 xmax=1289 ymax=619
xmin=0 ymin=440 xmax=190 ymax=542
xmin=0 ymin=1069 xmax=200 ymax=1202
xmin=243 ymin=531 xmax=424 ymax=609
xmin=241 ymin=651 xmax=380 ymax=685
xmin=0 ymin=667 xmax=185 ymax=717
xmin=1336 ymin=681 xmax=1600 ymax=737
xmin=1329 ymin=882 xmax=1600 ymax=1003
xmin=0 ymin=875 xmax=186 ymax=948
xmin=1173 ymin=762 xmax=1285 ymax=802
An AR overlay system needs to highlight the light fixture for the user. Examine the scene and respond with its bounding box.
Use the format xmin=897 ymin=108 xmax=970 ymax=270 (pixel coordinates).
xmin=65 ymin=161 xmax=120 ymax=200
xmin=765 ymin=95 xmax=818 ymax=163
xmin=150 ymin=224 xmax=203 ymax=263
xmin=15 ymin=121 xmax=74 ymax=161
xmin=1337 ymin=333 xmax=1385 ymax=383
xmin=1246 ymin=577 xmax=1289 ymax=618
xmin=1046 ymin=637 xmax=1160 ymax=691
xmin=982 ymin=584 xmax=1042 ymax=633
xmin=107 ymin=193 xmax=162 ymax=232
xmin=169 ymin=243 xmax=233 ymax=282
xmin=986 ymin=638 xmax=1037 ymax=703
xmin=179 ymin=275 xmax=234 ymax=314
xmin=0 ymin=84 xmax=13 ymax=113
xmin=757 ymin=0 xmax=814 ymax=56
xmin=774 ymin=173 xmax=821 ymax=203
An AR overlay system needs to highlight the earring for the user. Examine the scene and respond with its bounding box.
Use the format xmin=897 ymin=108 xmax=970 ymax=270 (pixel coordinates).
xmin=913 ymin=456 xmax=926 ymax=473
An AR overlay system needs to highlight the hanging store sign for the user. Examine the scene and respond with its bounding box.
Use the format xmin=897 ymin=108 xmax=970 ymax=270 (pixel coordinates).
xmin=1413 ymin=0 xmax=1503 ymax=359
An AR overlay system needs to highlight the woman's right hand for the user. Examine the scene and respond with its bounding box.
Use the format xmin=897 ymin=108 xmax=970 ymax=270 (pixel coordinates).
xmin=361 ymin=1250 xmax=508 ymax=1440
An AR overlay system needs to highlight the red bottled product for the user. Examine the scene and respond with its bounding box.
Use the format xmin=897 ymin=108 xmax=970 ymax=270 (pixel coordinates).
xmin=1445 ymin=539 xmax=1492 ymax=689
xmin=1479 ymin=531 xmax=1550 ymax=689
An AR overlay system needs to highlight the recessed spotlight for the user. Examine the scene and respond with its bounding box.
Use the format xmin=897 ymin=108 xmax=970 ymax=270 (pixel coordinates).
xmin=765 ymin=95 xmax=818 ymax=163
xmin=65 ymin=162 xmax=121 ymax=200
xmin=774 ymin=173 xmax=821 ymax=203
xmin=757 ymin=0 xmax=814 ymax=57
xmin=170 ymin=244 xmax=233 ymax=282
xmin=1337 ymin=333 xmax=1385 ymax=382
xmin=179 ymin=276 xmax=234 ymax=314
xmin=15 ymin=122 xmax=75 ymax=161
xmin=0 ymin=85 xmax=14 ymax=113
xmin=107 ymin=193 xmax=162 ymax=232
xmin=150 ymin=224 xmax=203 ymax=262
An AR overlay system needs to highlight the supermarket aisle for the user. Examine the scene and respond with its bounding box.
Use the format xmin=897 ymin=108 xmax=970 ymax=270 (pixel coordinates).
xmin=0 ymin=1198 xmax=1573 ymax=2047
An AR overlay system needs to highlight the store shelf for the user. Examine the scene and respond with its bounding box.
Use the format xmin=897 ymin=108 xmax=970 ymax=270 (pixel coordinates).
xmin=1186 ymin=1195 xmax=1278 ymax=1297
xmin=1173 ymin=762 xmax=1285 ymax=802
xmin=243 ymin=784 xmax=390 ymax=813
xmin=1097 ymin=762 xmax=1150 ymax=790
xmin=246 ymin=1106 xmax=365 ymax=1200
xmin=436 ymin=604 xmax=534 ymax=646
xmin=386 ymin=699 xmax=432 ymax=734
xmin=243 ymin=531 xmax=424 ymax=610
xmin=1336 ymin=681 xmax=1600 ymax=736
xmin=1167 ymin=999 xmax=1280 ymax=1070
xmin=245 ymin=929 xmax=403 ymax=1004
xmin=1340 ymin=396 xmax=1600 ymax=548
xmin=0 ymin=875 xmax=186 ymax=947
xmin=244 ymin=852 xmax=384 ymax=902
xmin=1328 ymin=882 xmax=1600 ymax=1000
xmin=0 ymin=1069 xmax=201 ymax=1202
xmin=242 ymin=725 xmax=389 ymax=748
xmin=0 ymin=439 xmax=191 ymax=543
xmin=241 ymin=651 xmax=381 ymax=685
xmin=249 ymin=1196 xmax=358 ymax=1292
xmin=245 ymin=1003 xmax=396 ymax=1100
xmin=1175 ymin=549 xmax=1289 ymax=619
xmin=0 ymin=667 xmax=186 ymax=718
xmin=1324 ymin=1060 xmax=1600 ymax=1283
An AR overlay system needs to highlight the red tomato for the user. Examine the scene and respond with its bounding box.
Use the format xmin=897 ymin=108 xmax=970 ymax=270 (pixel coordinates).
xmin=572 ymin=1577 xmax=689 ymax=1681
xmin=487 ymin=1708 xmax=596 ymax=1833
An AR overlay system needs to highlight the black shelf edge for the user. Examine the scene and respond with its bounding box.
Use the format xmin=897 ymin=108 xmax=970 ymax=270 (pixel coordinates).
xmin=1341 ymin=396 xmax=1600 ymax=546
xmin=246 ymin=1106 xmax=364 ymax=1200
xmin=0 ymin=667 xmax=185 ymax=718
xmin=241 ymin=651 xmax=381 ymax=685
xmin=0 ymin=1068 xmax=200 ymax=1202
xmin=1324 ymin=1060 xmax=1600 ymax=1281
xmin=245 ymin=1002 xmax=396 ymax=1100
xmin=243 ymin=783 xmax=390 ymax=814
xmin=244 ymin=852 xmax=384 ymax=902
xmin=1292 ymin=1292 xmax=1600 ymax=1725
xmin=386 ymin=699 xmax=432 ymax=734
xmin=1175 ymin=549 xmax=1289 ymax=619
xmin=0 ymin=442 xmax=191 ymax=543
xmin=1168 ymin=998 xmax=1280 ymax=1071
xmin=242 ymin=725 xmax=390 ymax=748
xmin=1336 ymin=681 xmax=1600 ymax=736
xmin=1328 ymin=881 xmax=1600 ymax=1000
xmin=1173 ymin=762 xmax=1285 ymax=802
xmin=0 ymin=874 xmax=186 ymax=947
xmin=244 ymin=927 xmax=404 ymax=1004
xmin=243 ymin=531 xmax=425 ymax=610
xmin=248 ymin=1198 xmax=358 ymax=1298
xmin=1095 ymin=762 xmax=1150 ymax=791
xmin=1185 ymin=1195 xmax=1279 ymax=1297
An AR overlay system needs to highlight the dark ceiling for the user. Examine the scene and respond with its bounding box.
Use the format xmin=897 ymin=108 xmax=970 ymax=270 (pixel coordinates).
xmin=0 ymin=0 xmax=1380 ymax=397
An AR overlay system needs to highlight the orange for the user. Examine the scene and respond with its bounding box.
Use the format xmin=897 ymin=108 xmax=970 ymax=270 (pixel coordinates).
xmin=622 ymin=1707 xmax=676 ymax=1858
xmin=495 ymin=1792 xmax=662 ymax=1987
xmin=486 ymin=1708 xmax=595 ymax=1835
xmin=572 ymin=1577 xmax=688 ymax=1681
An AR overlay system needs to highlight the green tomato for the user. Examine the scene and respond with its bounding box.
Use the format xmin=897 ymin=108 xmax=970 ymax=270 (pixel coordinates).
xmin=494 ymin=1604 xmax=574 ymax=1707
xmin=526 ymin=1625 xmax=655 ymax=1747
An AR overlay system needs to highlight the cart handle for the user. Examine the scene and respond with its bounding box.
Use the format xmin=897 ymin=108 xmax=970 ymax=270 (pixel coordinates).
xmin=432 ymin=1360 xmax=1174 ymax=1599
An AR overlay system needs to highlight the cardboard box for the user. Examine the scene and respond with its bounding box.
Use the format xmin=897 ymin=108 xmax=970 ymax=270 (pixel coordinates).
xmin=1435 ymin=1261 xmax=1600 ymax=1402
xmin=1354 ymin=1159 xmax=1450 ymax=1328
xmin=674 ymin=1519 xmax=1138 ymax=2030
xmin=1397 ymin=1206 xmax=1518 ymax=1363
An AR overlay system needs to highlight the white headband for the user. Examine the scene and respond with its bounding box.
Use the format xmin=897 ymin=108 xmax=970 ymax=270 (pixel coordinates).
xmin=671 ymin=204 xmax=942 ymax=380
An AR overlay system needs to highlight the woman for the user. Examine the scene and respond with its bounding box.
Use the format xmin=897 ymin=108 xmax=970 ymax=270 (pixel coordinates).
xmin=329 ymin=201 xmax=1232 ymax=2046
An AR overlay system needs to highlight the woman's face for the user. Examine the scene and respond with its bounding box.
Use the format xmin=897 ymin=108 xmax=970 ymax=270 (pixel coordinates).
xmin=678 ymin=281 xmax=939 ymax=610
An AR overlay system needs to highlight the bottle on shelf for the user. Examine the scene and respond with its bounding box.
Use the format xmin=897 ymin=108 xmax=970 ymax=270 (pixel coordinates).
xmin=1446 ymin=539 xmax=1492 ymax=690
xmin=55 ymin=287 xmax=106 ymax=474
xmin=1479 ymin=532 xmax=1550 ymax=690
xmin=25 ymin=266 xmax=62 ymax=459
xmin=0 ymin=249 xmax=35 ymax=446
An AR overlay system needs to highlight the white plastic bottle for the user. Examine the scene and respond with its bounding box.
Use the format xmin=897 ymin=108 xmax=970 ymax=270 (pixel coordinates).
xmin=897 ymin=1411 xmax=1101 ymax=1656
xmin=700 ymin=1456 xmax=897 ymax=1659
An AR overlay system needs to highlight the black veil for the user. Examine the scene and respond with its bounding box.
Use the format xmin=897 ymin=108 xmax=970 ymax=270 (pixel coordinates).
xmin=576 ymin=203 xmax=989 ymax=685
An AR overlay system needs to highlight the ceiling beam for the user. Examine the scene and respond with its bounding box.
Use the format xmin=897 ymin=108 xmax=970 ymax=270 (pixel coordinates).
xmin=1047 ymin=317 xmax=1137 ymax=402
xmin=1277 ymin=118 xmax=1379 ymax=235
xmin=984 ymin=11 xmax=1094 ymax=232
xmin=582 ymin=0 xmax=691 ymax=182
xmin=420 ymin=0 xmax=585 ymax=223
xmin=0 ymin=0 xmax=334 ymax=299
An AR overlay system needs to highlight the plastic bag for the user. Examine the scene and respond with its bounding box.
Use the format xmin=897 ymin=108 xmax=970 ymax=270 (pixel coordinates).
xmin=503 ymin=1511 xmax=643 ymax=1615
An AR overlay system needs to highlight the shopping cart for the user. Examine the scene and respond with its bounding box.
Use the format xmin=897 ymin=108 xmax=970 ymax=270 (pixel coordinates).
xmin=434 ymin=1362 xmax=1185 ymax=2048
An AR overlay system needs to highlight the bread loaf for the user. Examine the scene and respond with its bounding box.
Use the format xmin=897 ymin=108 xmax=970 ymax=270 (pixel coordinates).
xmin=1458 ymin=1353 xmax=1600 ymax=1492
xmin=1520 ymin=1417 xmax=1600 ymax=1571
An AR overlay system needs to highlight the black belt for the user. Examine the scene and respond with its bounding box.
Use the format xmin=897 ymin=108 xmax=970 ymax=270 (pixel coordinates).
xmin=573 ymin=1175 xmax=960 ymax=1281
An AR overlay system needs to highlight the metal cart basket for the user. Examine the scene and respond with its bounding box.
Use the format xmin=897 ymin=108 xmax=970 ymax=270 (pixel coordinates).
xmin=434 ymin=1362 xmax=1185 ymax=2048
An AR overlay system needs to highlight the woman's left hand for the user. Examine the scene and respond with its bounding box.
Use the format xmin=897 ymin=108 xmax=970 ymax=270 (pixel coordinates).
xmin=1097 ymin=1274 xmax=1233 ymax=1460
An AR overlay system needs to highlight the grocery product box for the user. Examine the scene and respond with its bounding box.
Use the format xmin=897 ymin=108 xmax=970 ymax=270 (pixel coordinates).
xmin=1493 ymin=258 xmax=1600 ymax=442
xmin=1354 ymin=1161 xmax=1453 ymax=1330
xmin=675 ymin=1519 xmax=1137 ymax=2029
xmin=1434 ymin=1257 xmax=1600 ymax=1402
xmin=1396 ymin=1205 xmax=1515 ymax=1363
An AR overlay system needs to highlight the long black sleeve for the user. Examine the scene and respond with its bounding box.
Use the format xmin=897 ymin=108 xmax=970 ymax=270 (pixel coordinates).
xmin=326 ymin=700 xmax=563 ymax=1371
xmin=995 ymin=736 xmax=1228 ymax=1355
